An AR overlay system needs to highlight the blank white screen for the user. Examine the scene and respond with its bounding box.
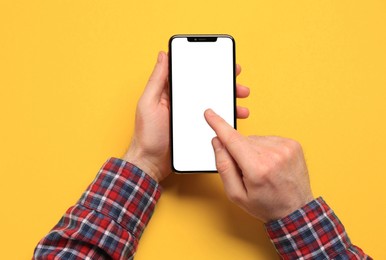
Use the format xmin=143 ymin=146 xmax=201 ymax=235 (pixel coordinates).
xmin=171 ymin=36 xmax=235 ymax=172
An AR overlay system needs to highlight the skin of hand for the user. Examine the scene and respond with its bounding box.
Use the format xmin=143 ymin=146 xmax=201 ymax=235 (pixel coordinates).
xmin=123 ymin=51 xmax=250 ymax=183
xmin=204 ymin=109 xmax=314 ymax=222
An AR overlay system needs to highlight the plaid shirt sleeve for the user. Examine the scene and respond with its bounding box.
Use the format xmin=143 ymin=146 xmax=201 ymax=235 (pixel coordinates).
xmin=265 ymin=197 xmax=372 ymax=260
xmin=34 ymin=157 xmax=162 ymax=260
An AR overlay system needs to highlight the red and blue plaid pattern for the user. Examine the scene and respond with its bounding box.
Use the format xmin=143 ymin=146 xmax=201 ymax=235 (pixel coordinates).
xmin=265 ymin=197 xmax=371 ymax=259
xmin=34 ymin=158 xmax=370 ymax=259
xmin=34 ymin=158 xmax=161 ymax=259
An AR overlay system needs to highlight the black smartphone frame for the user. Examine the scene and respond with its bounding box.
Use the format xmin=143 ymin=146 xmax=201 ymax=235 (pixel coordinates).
xmin=169 ymin=34 xmax=237 ymax=173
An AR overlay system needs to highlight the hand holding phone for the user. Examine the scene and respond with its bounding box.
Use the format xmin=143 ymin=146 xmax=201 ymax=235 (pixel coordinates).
xmin=123 ymin=47 xmax=249 ymax=181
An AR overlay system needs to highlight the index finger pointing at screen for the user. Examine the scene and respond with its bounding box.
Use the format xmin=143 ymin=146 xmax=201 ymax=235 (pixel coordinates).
xmin=204 ymin=109 xmax=250 ymax=164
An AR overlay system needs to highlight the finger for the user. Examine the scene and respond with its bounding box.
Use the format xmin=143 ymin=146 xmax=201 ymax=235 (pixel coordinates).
xmin=236 ymin=84 xmax=250 ymax=98
xmin=236 ymin=64 xmax=241 ymax=76
xmin=204 ymin=109 xmax=251 ymax=164
xmin=160 ymin=76 xmax=170 ymax=103
xmin=142 ymin=51 xmax=169 ymax=103
xmin=212 ymin=137 xmax=247 ymax=201
xmin=236 ymin=106 xmax=249 ymax=119
xmin=160 ymin=87 xmax=169 ymax=106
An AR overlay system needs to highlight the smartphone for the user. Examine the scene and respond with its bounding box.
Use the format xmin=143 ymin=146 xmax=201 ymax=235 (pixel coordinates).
xmin=169 ymin=34 xmax=236 ymax=173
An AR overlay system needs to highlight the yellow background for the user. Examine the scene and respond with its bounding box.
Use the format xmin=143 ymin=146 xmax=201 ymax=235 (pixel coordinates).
xmin=0 ymin=1 xmax=385 ymax=259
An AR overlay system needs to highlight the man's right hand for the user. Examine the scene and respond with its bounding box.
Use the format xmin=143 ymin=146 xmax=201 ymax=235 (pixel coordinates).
xmin=204 ymin=109 xmax=314 ymax=223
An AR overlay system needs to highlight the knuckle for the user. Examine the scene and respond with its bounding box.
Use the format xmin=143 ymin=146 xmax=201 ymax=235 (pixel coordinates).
xmin=247 ymin=135 xmax=260 ymax=144
xmin=216 ymin=159 xmax=231 ymax=173
xmin=253 ymin=152 xmax=281 ymax=182
xmin=147 ymin=75 xmax=156 ymax=85
xmin=287 ymin=138 xmax=302 ymax=149
xmin=258 ymin=159 xmax=276 ymax=179
xmin=249 ymin=170 xmax=266 ymax=186
xmin=271 ymin=151 xmax=285 ymax=166
xmin=283 ymin=139 xmax=302 ymax=156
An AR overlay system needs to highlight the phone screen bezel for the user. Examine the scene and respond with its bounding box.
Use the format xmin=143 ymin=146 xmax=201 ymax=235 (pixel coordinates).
xmin=169 ymin=34 xmax=237 ymax=173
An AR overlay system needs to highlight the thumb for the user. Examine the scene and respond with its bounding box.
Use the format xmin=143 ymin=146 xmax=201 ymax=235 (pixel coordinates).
xmin=212 ymin=137 xmax=247 ymax=201
xmin=142 ymin=51 xmax=169 ymax=103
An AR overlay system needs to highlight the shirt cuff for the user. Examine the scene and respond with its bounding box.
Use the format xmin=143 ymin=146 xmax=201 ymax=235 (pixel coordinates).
xmin=265 ymin=197 xmax=354 ymax=259
xmin=78 ymin=157 xmax=162 ymax=239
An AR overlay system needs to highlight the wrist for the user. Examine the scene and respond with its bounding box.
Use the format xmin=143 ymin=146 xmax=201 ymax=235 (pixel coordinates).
xmin=270 ymin=194 xmax=315 ymax=222
xmin=123 ymin=146 xmax=161 ymax=183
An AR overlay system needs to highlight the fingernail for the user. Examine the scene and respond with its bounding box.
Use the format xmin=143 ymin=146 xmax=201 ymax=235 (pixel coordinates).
xmin=157 ymin=52 xmax=163 ymax=63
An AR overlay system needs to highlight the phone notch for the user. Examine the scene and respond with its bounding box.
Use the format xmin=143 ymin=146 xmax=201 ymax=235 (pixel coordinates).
xmin=187 ymin=36 xmax=218 ymax=42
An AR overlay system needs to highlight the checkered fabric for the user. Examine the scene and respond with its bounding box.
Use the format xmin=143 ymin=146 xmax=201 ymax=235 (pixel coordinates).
xmin=34 ymin=158 xmax=161 ymax=260
xmin=34 ymin=158 xmax=370 ymax=259
xmin=265 ymin=197 xmax=372 ymax=259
